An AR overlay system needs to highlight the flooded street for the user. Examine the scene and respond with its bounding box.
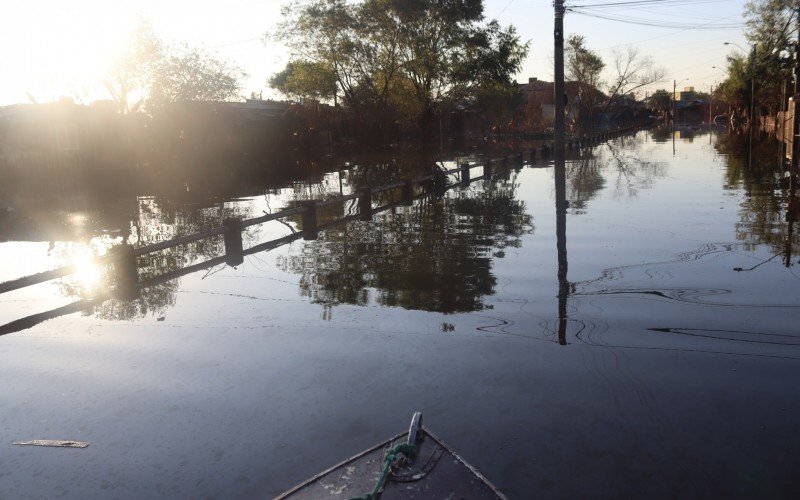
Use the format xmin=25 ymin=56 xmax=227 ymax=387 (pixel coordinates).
xmin=1 ymin=128 xmax=798 ymax=498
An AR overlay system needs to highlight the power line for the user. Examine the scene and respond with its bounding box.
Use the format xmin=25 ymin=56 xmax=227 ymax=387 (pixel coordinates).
xmin=568 ymin=8 xmax=743 ymax=29
xmin=569 ymin=0 xmax=732 ymax=8
xmin=493 ymin=0 xmax=517 ymax=19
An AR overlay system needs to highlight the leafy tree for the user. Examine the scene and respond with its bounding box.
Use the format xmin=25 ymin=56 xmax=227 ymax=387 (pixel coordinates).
xmin=149 ymin=45 xmax=245 ymax=107
xmin=104 ymin=21 xmax=163 ymax=113
xmin=105 ymin=21 xmax=245 ymax=112
xmin=717 ymin=53 xmax=753 ymax=125
xmin=716 ymin=0 xmax=795 ymax=128
xmin=565 ymin=35 xmax=605 ymax=132
xmin=272 ymin=0 xmax=528 ymax=135
xmin=744 ymin=0 xmax=794 ymax=115
xmin=269 ymin=60 xmax=338 ymax=102
xmin=272 ymin=0 xmax=403 ymax=134
xmin=648 ymin=89 xmax=672 ymax=112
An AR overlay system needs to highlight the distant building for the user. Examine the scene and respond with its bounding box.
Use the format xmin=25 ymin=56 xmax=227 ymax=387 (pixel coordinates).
xmin=0 ymin=98 xmax=135 ymax=210
xmin=518 ymin=77 xmax=591 ymax=129
xmin=672 ymin=87 xmax=710 ymax=123
xmin=678 ymin=86 xmax=699 ymax=102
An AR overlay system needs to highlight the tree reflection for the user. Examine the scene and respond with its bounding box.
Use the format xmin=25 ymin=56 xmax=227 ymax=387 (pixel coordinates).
xmin=715 ymin=133 xmax=799 ymax=258
xmin=565 ymin=132 xmax=668 ymax=209
xmin=50 ymin=196 xmax=261 ymax=321
xmin=276 ymin=174 xmax=534 ymax=313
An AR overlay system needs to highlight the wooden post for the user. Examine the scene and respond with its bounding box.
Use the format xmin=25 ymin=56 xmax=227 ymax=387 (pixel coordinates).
xmin=483 ymin=161 xmax=493 ymax=179
xmin=301 ymin=201 xmax=318 ymax=240
xmin=434 ymin=169 xmax=447 ymax=194
xmin=111 ymin=244 xmax=138 ymax=300
xmin=460 ymin=163 xmax=470 ymax=183
xmin=358 ymin=188 xmax=373 ymax=220
xmin=401 ymin=179 xmax=414 ymax=206
xmin=223 ymin=218 xmax=244 ymax=267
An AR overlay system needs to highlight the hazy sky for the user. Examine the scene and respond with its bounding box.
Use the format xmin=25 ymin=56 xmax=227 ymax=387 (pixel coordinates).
xmin=0 ymin=0 xmax=750 ymax=106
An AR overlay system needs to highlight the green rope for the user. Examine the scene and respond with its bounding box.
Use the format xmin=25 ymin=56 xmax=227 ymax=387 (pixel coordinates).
xmin=350 ymin=442 xmax=416 ymax=500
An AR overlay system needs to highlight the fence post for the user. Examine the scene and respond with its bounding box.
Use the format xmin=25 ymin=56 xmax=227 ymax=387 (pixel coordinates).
xmin=460 ymin=163 xmax=470 ymax=183
xmin=434 ymin=169 xmax=447 ymax=194
xmin=301 ymin=201 xmax=318 ymax=240
xmin=111 ymin=244 xmax=138 ymax=300
xmin=401 ymin=179 xmax=414 ymax=206
xmin=483 ymin=161 xmax=493 ymax=179
xmin=358 ymin=188 xmax=373 ymax=220
xmin=224 ymin=218 xmax=244 ymax=267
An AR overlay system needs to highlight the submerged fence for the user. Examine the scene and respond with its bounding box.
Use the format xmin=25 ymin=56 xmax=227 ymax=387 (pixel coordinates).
xmin=0 ymin=125 xmax=644 ymax=334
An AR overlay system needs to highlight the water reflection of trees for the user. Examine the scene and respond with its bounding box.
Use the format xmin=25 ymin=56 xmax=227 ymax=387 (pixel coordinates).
xmin=276 ymin=175 xmax=534 ymax=313
xmin=715 ymin=133 xmax=798 ymax=254
xmin=52 ymin=197 xmax=261 ymax=321
xmin=566 ymin=132 xmax=668 ymax=210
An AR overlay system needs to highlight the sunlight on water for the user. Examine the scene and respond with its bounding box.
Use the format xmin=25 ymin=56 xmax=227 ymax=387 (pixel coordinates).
xmin=72 ymin=247 xmax=101 ymax=293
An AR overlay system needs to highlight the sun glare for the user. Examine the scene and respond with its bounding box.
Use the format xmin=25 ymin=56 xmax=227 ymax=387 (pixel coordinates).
xmin=0 ymin=1 xmax=132 ymax=104
xmin=72 ymin=246 xmax=102 ymax=293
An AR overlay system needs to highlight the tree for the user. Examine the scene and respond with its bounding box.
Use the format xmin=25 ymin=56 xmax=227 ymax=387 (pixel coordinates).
xmin=104 ymin=21 xmax=163 ymax=113
xmin=105 ymin=22 xmax=245 ymax=112
xmin=148 ymin=45 xmax=245 ymax=107
xmin=269 ymin=60 xmax=338 ymax=102
xmin=743 ymin=0 xmax=794 ymax=116
xmin=384 ymin=0 xmax=528 ymax=133
xmin=272 ymin=0 xmax=528 ymax=135
xmin=272 ymin=0 xmax=403 ymax=132
xmin=648 ymin=89 xmax=672 ymax=113
xmin=605 ymin=46 xmax=664 ymax=109
xmin=716 ymin=0 xmax=795 ymax=128
xmin=565 ymin=35 xmax=605 ymax=132
xmin=717 ymin=53 xmax=753 ymax=125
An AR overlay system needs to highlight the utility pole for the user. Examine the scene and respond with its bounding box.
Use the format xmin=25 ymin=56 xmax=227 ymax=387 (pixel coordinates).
xmin=749 ymin=44 xmax=756 ymax=169
xmin=792 ymin=1 xmax=800 ymax=175
xmin=709 ymin=84 xmax=713 ymax=124
xmin=672 ymin=79 xmax=677 ymax=122
xmin=554 ymin=0 xmax=566 ymax=161
xmin=553 ymin=0 xmax=568 ymax=345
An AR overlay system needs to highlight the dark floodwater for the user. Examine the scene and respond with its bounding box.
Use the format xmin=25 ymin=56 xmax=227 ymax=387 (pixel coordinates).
xmin=1 ymin=128 xmax=798 ymax=499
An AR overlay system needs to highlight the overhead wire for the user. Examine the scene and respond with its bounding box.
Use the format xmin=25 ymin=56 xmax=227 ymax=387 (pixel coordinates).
xmin=567 ymin=8 xmax=743 ymax=29
xmin=567 ymin=0 xmax=744 ymax=30
xmin=570 ymin=0 xmax=732 ymax=8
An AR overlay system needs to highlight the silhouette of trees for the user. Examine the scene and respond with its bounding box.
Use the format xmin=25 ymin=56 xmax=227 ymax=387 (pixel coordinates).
xmin=647 ymin=89 xmax=672 ymax=115
xmin=104 ymin=21 xmax=245 ymax=112
xmin=604 ymin=46 xmax=665 ymax=109
xmin=148 ymin=45 xmax=245 ymax=107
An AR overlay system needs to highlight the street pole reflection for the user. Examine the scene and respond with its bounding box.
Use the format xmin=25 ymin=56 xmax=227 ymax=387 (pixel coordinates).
xmin=555 ymin=155 xmax=569 ymax=345
xmin=786 ymin=175 xmax=797 ymax=267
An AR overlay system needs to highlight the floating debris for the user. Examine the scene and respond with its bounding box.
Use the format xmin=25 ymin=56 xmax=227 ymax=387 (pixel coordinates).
xmin=13 ymin=440 xmax=89 ymax=448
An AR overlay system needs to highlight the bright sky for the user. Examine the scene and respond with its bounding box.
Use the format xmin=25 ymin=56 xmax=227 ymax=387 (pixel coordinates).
xmin=0 ymin=0 xmax=750 ymax=106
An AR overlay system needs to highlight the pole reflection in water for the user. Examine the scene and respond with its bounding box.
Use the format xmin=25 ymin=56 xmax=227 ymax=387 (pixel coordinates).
xmin=786 ymin=176 xmax=797 ymax=267
xmin=555 ymin=155 xmax=569 ymax=345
